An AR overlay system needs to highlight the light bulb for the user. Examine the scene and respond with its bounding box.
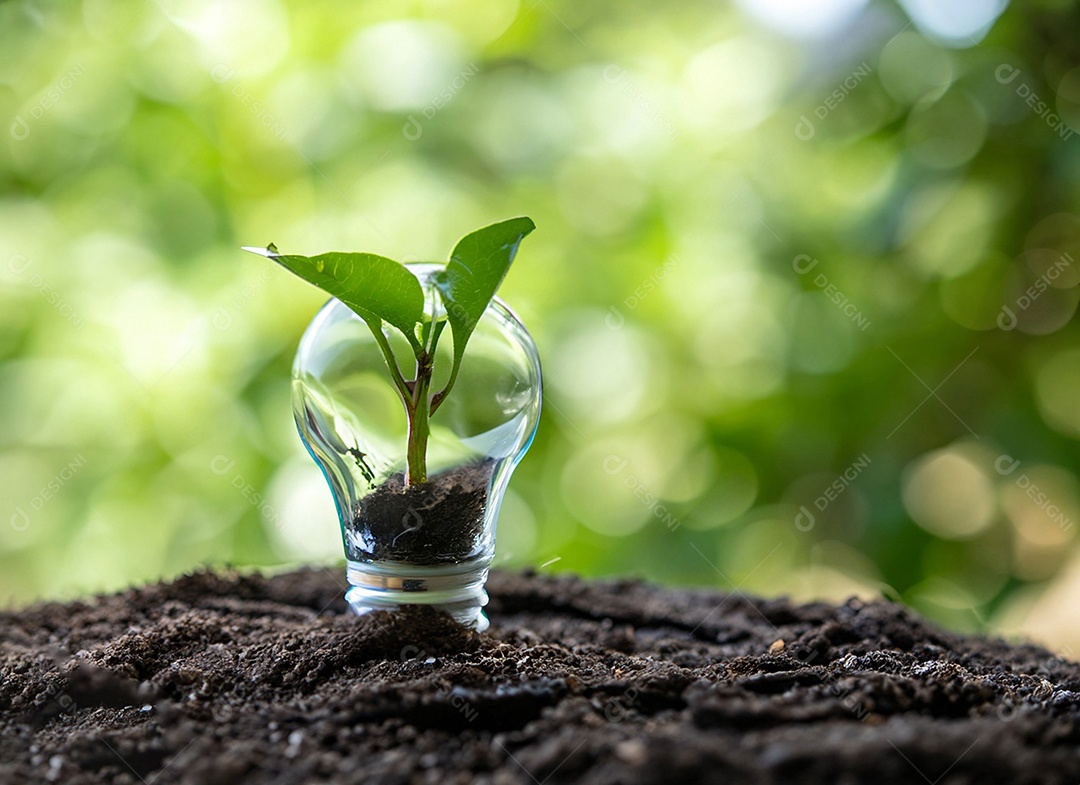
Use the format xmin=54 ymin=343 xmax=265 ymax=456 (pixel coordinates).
xmin=292 ymin=263 xmax=542 ymax=631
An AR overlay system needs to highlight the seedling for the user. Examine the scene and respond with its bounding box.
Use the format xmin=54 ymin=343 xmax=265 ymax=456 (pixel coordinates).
xmin=243 ymin=216 xmax=535 ymax=486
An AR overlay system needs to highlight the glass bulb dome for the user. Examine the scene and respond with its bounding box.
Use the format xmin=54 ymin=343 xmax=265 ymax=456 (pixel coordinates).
xmin=292 ymin=263 xmax=542 ymax=631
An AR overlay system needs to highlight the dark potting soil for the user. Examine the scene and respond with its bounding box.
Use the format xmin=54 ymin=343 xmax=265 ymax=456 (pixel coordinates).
xmin=350 ymin=460 xmax=494 ymax=565
xmin=2 ymin=568 xmax=1080 ymax=785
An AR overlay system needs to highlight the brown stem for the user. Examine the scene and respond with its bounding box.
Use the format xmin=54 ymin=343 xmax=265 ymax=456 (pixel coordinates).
xmin=405 ymin=352 xmax=433 ymax=486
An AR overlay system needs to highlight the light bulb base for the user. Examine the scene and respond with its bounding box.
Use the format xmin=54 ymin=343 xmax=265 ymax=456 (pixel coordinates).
xmin=344 ymin=557 xmax=491 ymax=632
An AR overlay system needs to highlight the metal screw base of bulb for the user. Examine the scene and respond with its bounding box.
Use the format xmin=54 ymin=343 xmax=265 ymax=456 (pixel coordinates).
xmin=344 ymin=558 xmax=491 ymax=632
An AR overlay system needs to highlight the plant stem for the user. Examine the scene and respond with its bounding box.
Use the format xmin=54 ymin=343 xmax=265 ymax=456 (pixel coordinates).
xmin=368 ymin=321 xmax=411 ymax=402
xmin=405 ymin=351 xmax=433 ymax=486
xmin=368 ymin=312 xmax=447 ymax=486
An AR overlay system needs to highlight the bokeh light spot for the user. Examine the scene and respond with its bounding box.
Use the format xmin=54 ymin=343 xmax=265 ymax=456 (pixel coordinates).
xmin=902 ymin=447 xmax=996 ymax=539
xmin=1035 ymin=349 xmax=1080 ymax=438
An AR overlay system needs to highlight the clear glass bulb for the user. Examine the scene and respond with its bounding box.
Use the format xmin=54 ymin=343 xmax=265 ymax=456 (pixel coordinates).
xmin=292 ymin=263 xmax=542 ymax=631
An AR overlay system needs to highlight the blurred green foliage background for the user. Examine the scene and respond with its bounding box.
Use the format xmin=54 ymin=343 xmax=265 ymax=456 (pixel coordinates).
xmin=3 ymin=0 xmax=1080 ymax=652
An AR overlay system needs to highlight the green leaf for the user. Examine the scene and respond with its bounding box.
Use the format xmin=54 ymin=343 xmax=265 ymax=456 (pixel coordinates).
xmin=243 ymin=246 xmax=424 ymax=345
xmin=431 ymin=216 xmax=535 ymax=408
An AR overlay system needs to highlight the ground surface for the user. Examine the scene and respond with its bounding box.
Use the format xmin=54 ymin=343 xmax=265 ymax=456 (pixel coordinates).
xmin=1 ymin=568 xmax=1079 ymax=784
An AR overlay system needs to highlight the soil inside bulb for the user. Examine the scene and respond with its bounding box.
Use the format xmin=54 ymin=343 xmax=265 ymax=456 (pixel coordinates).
xmin=350 ymin=459 xmax=495 ymax=565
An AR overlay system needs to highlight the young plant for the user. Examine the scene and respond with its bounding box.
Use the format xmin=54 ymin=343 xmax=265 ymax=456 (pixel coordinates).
xmin=243 ymin=216 xmax=535 ymax=486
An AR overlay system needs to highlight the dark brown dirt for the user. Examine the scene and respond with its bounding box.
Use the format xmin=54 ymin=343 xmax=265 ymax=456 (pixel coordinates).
xmin=352 ymin=461 xmax=493 ymax=564
xmin=2 ymin=568 xmax=1079 ymax=784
